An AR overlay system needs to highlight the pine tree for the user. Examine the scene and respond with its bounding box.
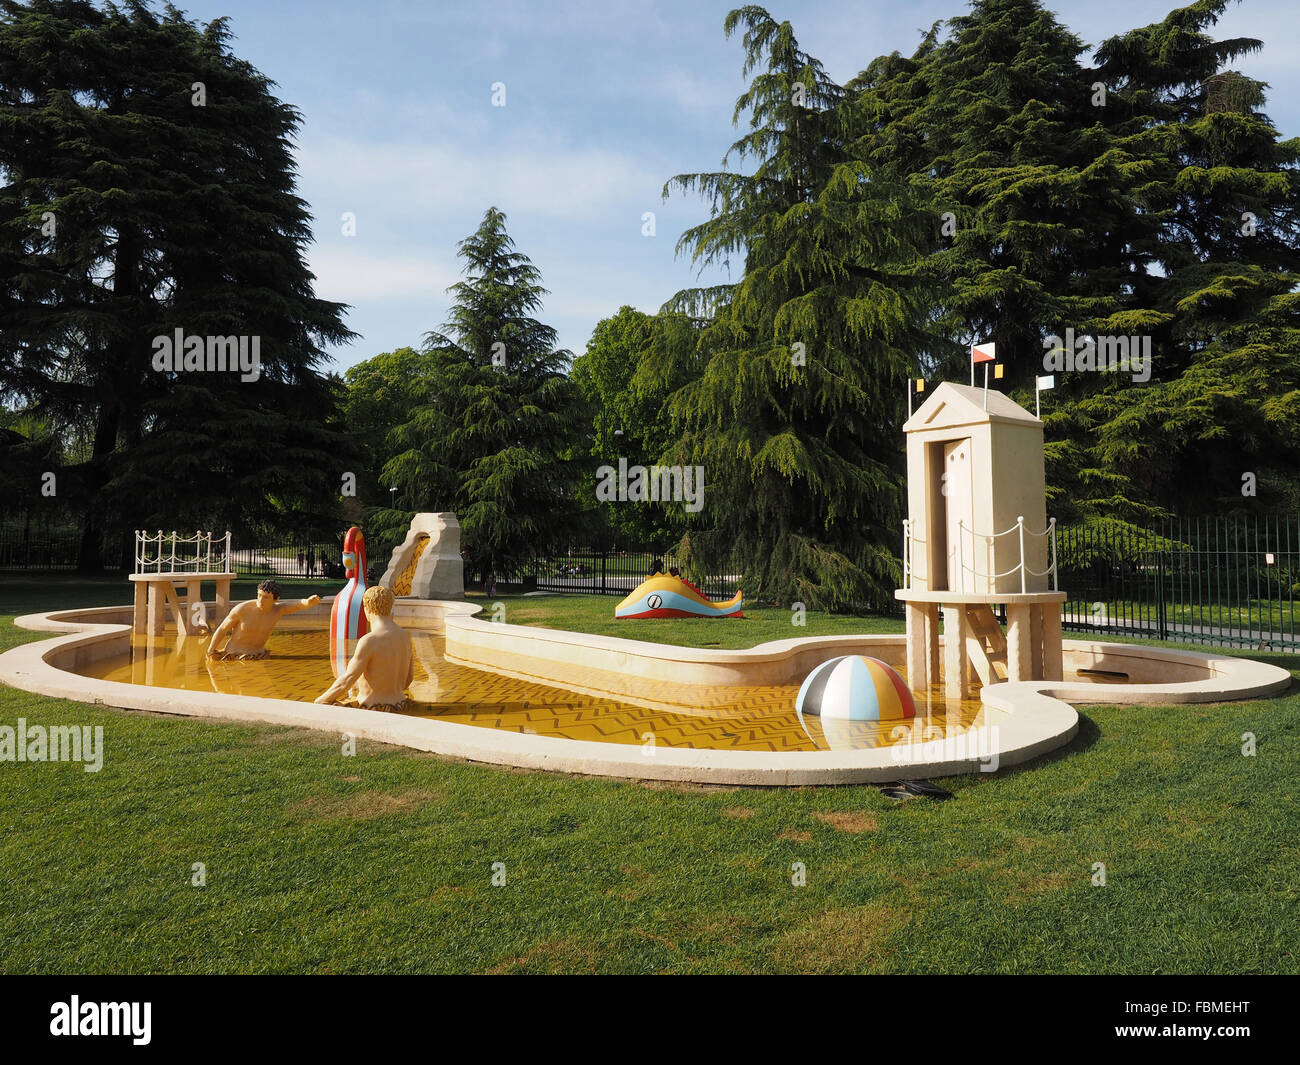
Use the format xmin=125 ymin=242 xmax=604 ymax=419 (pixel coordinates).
xmin=1072 ymin=0 xmax=1300 ymax=514
xmin=0 ymin=0 xmax=356 ymax=565
xmin=847 ymin=0 xmax=1156 ymax=385
xmin=658 ymin=7 xmax=931 ymax=610
xmin=384 ymin=208 xmax=582 ymax=574
xmin=845 ymin=0 xmax=1300 ymax=521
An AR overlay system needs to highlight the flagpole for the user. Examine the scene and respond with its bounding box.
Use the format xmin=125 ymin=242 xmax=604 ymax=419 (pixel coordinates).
xmin=983 ymin=362 xmax=989 ymax=411
xmin=1034 ymin=374 xmax=1054 ymax=419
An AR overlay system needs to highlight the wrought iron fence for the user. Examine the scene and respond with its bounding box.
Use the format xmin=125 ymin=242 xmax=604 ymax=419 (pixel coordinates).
xmin=227 ymin=541 xmax=362 ymax=581
xmin=508 ymin=546 xmax=738 ymax=600
xmin=6 ymin=512 xmax=1300 ymax=650
xmin=1057 ymin=515 xmax=1300 ymax=651
xmin=0 ymin=522 xmax=391 ymax=581
xmin=0 ymin=519 xmax=111 ymax=570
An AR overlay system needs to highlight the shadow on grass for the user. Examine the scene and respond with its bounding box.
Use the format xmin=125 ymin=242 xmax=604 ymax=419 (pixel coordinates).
xmin=981 ymin=712 xmax=1104 ymax=785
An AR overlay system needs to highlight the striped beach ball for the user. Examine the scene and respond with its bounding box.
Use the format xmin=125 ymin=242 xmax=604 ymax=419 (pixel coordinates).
xmin=795 ymin=655 xmax=916 ymax=722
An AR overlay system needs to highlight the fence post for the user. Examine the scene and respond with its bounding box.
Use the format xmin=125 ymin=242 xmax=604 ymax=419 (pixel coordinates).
xmin=1017 ymin=515 xmax=1026 ymax=593
xmin=958 ymin=520 xmax=965 ymax=595
xmin=903 ymin=518 xmax=911 ymax=589
xmin=1156 ymin=524 xmax=1168 ymax=641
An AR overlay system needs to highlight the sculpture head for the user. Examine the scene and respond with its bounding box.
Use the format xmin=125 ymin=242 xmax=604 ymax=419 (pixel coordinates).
xmin=341 ymin=526 xmax=367 ymax=580
xmin=256 ymin=579 xmax=282 ymax=611
xmin=362 ymin=584 xmax=394 ymax=619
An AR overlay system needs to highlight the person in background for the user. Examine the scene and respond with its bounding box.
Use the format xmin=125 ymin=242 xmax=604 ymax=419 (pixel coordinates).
xmin=297 ymin=549 xmax=305 ymax=574
xmin=484 ymin=569 xmax=497 ymax=597
xmin=649 ymin=558 xmax=664 ymax=576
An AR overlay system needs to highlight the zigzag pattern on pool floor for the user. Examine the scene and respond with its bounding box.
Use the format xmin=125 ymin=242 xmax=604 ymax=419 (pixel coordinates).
xmin=85 ymin=629 xmax=984 ymax=752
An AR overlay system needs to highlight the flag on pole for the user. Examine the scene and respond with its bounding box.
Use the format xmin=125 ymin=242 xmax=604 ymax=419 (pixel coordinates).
xmin=971 ymin=341 xmax=995 ymax=385
xmin=1035 ymin=374 xmax=1055 ymax=418
xmin=907 ymin=377 xmax=925 ymax=416
xmin=994 ymin=364 xmax=1004 ymax=379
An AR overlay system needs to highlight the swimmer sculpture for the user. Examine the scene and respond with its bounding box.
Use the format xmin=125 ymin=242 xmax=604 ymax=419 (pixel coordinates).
xmin=315 ymin=585 xmax=414 ymax=712
xmin=205 ymin=580 xmax=321 ymax=660
xmin=615 ymin=573 xmax=744 ymax=619
xmin=329 ymin=525 xmax=369 ymax=677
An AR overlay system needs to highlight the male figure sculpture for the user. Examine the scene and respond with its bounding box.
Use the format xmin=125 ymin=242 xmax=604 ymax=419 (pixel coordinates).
xmin=314 ymin=585 xmax=414 ymax=712
xmin=206 ymin=580 xmax=321 ymax=660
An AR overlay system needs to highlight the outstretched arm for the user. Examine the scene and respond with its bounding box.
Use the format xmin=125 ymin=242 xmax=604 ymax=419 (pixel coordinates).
xmin=315 ymin=644 xmax=369 ymax=705
xmin=277 ymin=594 xmax=321 ymax=617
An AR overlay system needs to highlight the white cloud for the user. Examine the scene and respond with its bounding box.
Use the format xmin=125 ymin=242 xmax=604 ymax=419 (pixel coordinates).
xmin=298 ymin=134 xmax=663 ymax=222
xmin=652 ymin=68 xmax=741 ymax=115
xmin=308 ymin=246 xmax=459 ymax=303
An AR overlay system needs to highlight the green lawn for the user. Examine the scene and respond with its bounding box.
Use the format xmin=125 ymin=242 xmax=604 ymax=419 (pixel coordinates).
xmin=1 ymin=578 xmax=1297 ymax=973
xmin=1064 ymin=597 xmax=1300 ymax=641
xmin=496 ymin=593 xmax=904 ymax=647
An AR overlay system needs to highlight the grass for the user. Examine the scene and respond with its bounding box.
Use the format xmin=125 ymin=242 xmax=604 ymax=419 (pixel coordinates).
xmin=1064 ymin=597 xmax=1300 ymax=639
xmin=1 ymin=577 xmax=1298 ymax=973
xmin=496 ymin=593 xmax=904 ymax=647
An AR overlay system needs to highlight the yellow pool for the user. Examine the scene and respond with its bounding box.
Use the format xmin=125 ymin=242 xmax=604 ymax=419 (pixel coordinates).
xmin=77 ymin=627 xmax=985 ymax=753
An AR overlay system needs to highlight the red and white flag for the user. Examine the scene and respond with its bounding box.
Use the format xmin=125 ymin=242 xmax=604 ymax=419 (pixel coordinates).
xmin=971 ymin=341 xmax=996 ymax=364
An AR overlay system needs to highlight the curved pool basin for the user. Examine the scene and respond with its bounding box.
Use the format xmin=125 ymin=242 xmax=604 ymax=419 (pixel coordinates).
xmin=0 ymin=598 xmax=1289 ymax=785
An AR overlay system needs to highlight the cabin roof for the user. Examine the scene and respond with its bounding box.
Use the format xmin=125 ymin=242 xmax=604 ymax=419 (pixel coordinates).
xmin=902 ymin=381 xmax=1042 ymax=432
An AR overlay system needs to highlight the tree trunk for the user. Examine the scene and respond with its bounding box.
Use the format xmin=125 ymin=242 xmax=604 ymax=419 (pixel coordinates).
xmin=78 ymin=216 xmax=138 ymax=571
xmin=76 ymin=402 xmax=121 ymax=570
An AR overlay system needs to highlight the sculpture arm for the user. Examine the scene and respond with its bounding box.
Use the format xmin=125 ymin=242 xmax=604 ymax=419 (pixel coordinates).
xmin=315 ymin=645 xmax=369 ymax=705
xmin=277 ymin=594 xmax=321 ymax=617
xmin=205 ymin=607 xmax=241 ymax=657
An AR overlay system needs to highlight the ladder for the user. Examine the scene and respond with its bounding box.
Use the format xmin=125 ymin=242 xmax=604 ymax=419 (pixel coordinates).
xmin=964 ymin=604 xmax=1008 ymax=686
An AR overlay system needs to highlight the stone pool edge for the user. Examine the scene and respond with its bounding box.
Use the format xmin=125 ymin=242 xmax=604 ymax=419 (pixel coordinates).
xmin=0 ymin=602 xmax=1289 ymax=786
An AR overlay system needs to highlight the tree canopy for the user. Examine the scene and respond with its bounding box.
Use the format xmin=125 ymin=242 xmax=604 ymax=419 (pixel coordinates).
xmin=645 ymin=0 xmax=1300 ymax=608
xmin=0 ymin=0 xmax=355 ymax=564
xmin=382 ymin=207 xmax=583 ymax=574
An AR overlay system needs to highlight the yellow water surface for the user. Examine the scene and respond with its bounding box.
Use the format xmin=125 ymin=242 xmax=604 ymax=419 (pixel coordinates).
xmin=79 ymin=627 xmax=986 ymax=752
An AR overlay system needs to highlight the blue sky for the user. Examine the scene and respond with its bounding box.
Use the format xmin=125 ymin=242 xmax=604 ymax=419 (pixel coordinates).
xmin=169 ymin=0 xmax=1299 ymax=373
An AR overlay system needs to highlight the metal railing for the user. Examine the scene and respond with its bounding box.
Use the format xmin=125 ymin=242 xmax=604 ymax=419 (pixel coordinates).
xmin=903 ymin=516 xmax=1058 ymax=593
xmin=8 ymin=516 xmax=1300 ymax=650
xmin=510 ymin=547 xmax=737 ymax=600
xmin=135 ymin=529 xmax=231 ymax=574
xmin=1057 ymin=515 xmax=1300 ymax=650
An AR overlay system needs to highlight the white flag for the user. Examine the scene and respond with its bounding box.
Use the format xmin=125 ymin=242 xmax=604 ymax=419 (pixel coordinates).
xmin=1036 ymin=374 xmax=1055 ymax=390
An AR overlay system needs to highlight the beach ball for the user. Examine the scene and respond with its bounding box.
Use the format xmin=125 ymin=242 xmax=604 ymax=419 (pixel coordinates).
xmin=795 ymin=655 xmax=916 ymax=722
